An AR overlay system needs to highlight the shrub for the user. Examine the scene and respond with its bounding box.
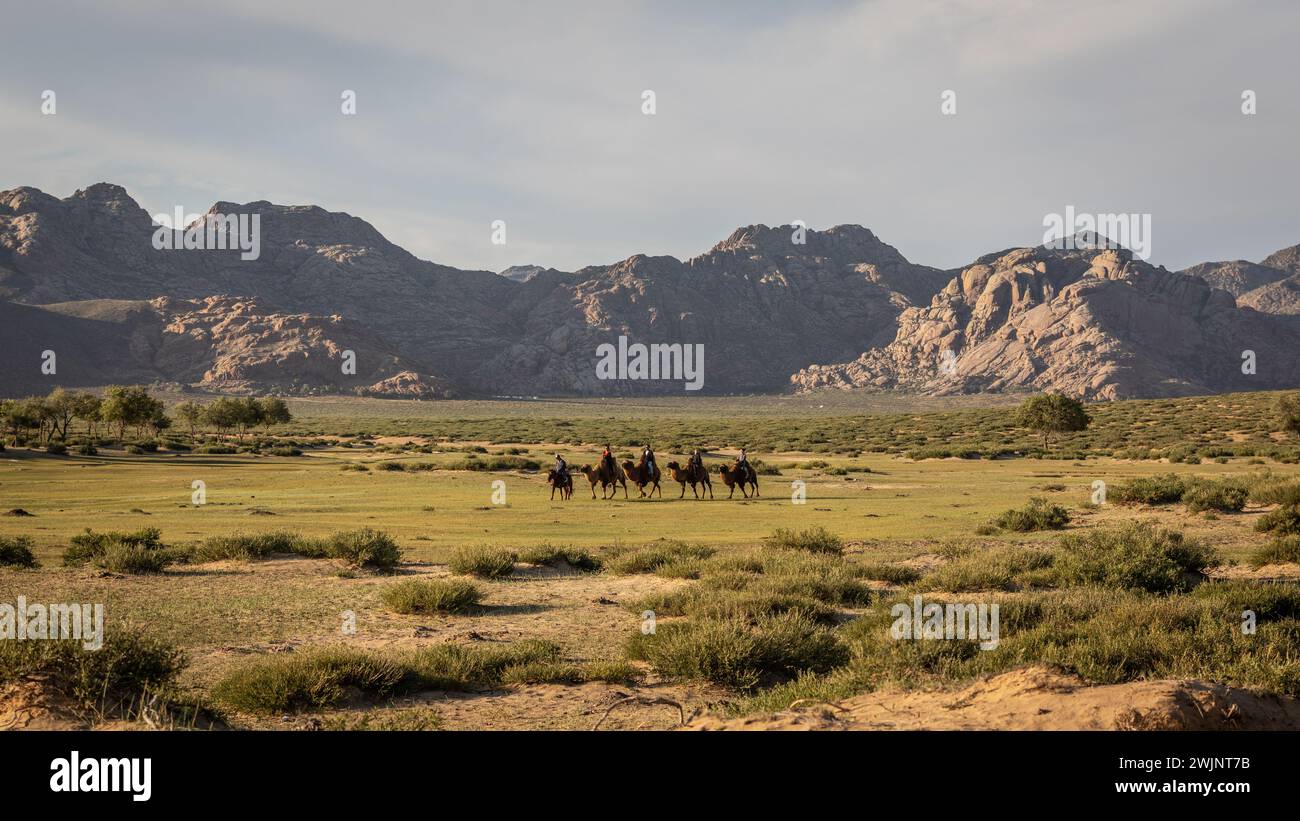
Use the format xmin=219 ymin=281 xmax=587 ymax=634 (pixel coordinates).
xmin=515 ymin=544 xmax=602 ymax=572
xmin=194 ymin=444 xmax=237 ymax=455
xmin=192 ymin=531 xmax=297 ymax=562
xmin=1250 ymin=536 xmax=1300 ymax=567
xmin=1255 ymin=504 xmax=1300 ymax=537
xmin=858 ymin=563 xmax=921 ymax=585
xmin=625 ymin=611 xmax=848 ymax=691
xmin=991 ymin=497 xmax=1070 ymax=531
xmin=46 ymin=442 xmax=68 ymax=455
xmin=0 ymin=535 xmax=39 ymax=568
xmin=63 ymin=528 xmax=168 ymax=571
xmin=500 ymin=660 xmax=641 ymax=686
xmin=1110 ymin=474 xmax=1186 ymax=505
xmin=326 ymin=528 xmax=402 ymax=570
xmin=0 ymin=628 xmax=186 ymax=714
xmin=1054 ymin=522 xmax=1218 ymax=594
xmin=604 ymin=540 xmax=715 ymax=574
xmin=913 ymin=546 xmax=1055 ymax=593
xmin=765 ymin=526 xmax=844 ymax=555
xmin=448 ymin=545 xmax=516 ymax=578
xmin=1182 ymin=480 xmax=1248 ymax=513
xmin=383 ymin=579 xmax=483 ymax=614
xmin=76 ymin=443 xmax=97 ymax=455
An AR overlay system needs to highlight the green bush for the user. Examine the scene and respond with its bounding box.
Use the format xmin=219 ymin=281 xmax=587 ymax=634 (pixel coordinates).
xmin=1054 ymin=522 xmax=1218 ymax=594
xmin=1110 ymin=474 xmax=1187 ymax=505
xmin=76 ymin=443 xmax=97 ymax=455
xmin=213 ymin=641 xmax=561 ymax=713
xmin=46 ymin=442 xmax=68 ymax=455
xmin=448 ymin=545 xmax=516 ymax=578
xmin=765 ymin=526 xmax=844 ymax=555
xmin=0 ymin=535 xmax=39 ymax=568
xmin=515 ymin=544 xmax=602 ymax=572
xmin=1182 ymin=479 xmax=1248 ymax=513
xmin=992 ymin=497 xmax=1070 ymax=531
xmin=604 ymin=540 xmax=715 ymax=574
xmin=192 ymin=531 xmax=297 ymax=562
xmin=0 ymin=628 xmax=186 ymax=714
xmin=1255 ymin=504 xmax=1300 ymax=537
xmin=63 ymin=528 xmax=173 ymax=573
xmin=326 ymin=528 xmax=402 ymax=570
xmin=1250 ymin=536 xmax=1300 ymax=567
xmin=625 ymin=611 xmax=848 ymax=691
xmin=383 ymin=578 xmax=483 ymax=614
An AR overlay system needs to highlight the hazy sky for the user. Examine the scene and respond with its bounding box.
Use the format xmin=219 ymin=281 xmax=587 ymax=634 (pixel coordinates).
xmin=1 ymin=0 xmax=1297 ymax=273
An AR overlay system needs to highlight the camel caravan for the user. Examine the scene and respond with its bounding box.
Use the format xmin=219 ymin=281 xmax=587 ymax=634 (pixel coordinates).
xmin=546 ymin=445 xmax=759 ymax=501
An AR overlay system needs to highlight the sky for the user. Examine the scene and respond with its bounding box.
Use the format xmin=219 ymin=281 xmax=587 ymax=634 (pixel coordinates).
xmin=1 ymin=0 xmax=1297 ymax=273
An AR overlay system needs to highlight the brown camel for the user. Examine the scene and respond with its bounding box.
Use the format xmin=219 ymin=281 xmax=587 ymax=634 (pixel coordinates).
xmin=621 ymin=459 xmax=662 ymax=499
xmin=666 ymin=460 xmax=713 ymax=499
xmin=578 ymin=462 xmax=628 ymax=500
xmin=717 ymin=463 xmax=760 ymax=499
xmin=546 ymin=468 xmax=573 ymax=500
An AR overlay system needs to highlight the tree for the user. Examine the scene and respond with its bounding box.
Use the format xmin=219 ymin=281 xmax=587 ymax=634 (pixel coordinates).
xmin=1016 ymin=393 xmax=1091 ymax=449
xmin=46 ymin=388 xmax=78 ymax=441
xmin=1278 ymin=392 xmax=1300 ymax=436
xmin=175 ymin=401 xmax=206 ymax=438
xmin=98 ymin=386 xmax=163 ymax=440
xmin=70 ymin=392 xmax=103 ymax=439
xmin=255 ymin=397 xmax=291 ymax=432
xmin=231 ymin=397 xmax=262 ymax=440
xmin=202 ymin=398 xmax=240 ymax=439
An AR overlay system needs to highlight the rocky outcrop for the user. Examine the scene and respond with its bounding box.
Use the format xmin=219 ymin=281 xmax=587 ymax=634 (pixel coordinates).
xmin=791 ymin=245 xmax=1300 ymax=399
xmin=3 ymin=182 xmax=1299 ymax=400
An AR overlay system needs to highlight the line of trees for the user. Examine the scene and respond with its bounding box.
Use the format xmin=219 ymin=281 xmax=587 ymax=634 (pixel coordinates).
xmin=0 ymin=387 xmax=292 ymax=445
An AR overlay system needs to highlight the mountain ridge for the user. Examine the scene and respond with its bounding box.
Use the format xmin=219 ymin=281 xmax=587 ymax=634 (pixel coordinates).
xmin=2 ymin=182 xmax=1298 ymax=400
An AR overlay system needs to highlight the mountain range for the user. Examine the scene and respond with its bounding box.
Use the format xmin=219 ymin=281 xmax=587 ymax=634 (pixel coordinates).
xmin=2 ymin=182 xmax=1298 ymax=400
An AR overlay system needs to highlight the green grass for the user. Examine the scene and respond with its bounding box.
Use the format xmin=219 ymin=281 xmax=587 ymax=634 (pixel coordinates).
xmin=765 ymin=526 xmax=844 ymax=555
xmin=991 ymin=497 xmax=1070 ymax=531
xmin=382 ymin=578 xmax=483 ymax=614
xmin=448 ymin=546 xmax=516 ymax=578
xmin=212 ymin=640 xmax=563 ymax=713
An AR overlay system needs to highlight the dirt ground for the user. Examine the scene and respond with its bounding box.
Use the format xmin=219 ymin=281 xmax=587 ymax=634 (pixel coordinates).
xmin=684 ymin=666 xmax=1300 ymax=731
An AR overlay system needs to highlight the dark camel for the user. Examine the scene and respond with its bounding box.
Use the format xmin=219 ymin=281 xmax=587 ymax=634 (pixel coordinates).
xmin=546 ymin=468 xmax=573 ymax=500
xmin=666 ymin=460 xmax=713 ymax=499
xmin=578 ymin=462 xmax=628 ymax=500
xmin=622 ymin=459 xmax=662 ymax=499
xmin=717 ymin=463 xmax=760 ymax=499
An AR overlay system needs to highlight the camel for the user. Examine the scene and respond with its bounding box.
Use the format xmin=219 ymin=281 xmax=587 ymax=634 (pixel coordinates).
xmin=666 ymin=460 xmax=713 ymax=499
xmin=717 ymin=462 xmax=760 ymax=499
xmin=546 ymin=468 xmax=573 ymax=500
xmin=622 ymin=459 xmax=662 ymax=499
xmin=578 ymin=462 xmax=628 ymax=500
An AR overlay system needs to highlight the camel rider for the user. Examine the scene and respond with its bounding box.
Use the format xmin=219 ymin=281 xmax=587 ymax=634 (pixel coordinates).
xmin=642 ymin=444 xmax=657 ymax=477
xmin=554 ymin=454 xmax=568 ymax=480
xmin=737 ymin=447 xmax=751 ymax=476
xmin=601 ymin=444 xmax=616 ymax=475
xmin=689 ymin=448 xmax=704 ymax=476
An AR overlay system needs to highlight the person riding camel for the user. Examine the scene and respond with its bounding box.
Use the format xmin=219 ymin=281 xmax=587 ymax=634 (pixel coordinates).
xmin=601 ymin=444 xmax=617 ymax=477
xmin=736 ymin=447 xmax=752 ymax=478
xmin=642 ymin=444 xmax=657 ymax=478
xmin=689 ymin=448 xmax=704 ymax=478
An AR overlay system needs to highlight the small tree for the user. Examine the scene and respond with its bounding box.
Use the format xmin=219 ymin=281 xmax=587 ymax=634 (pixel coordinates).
xmin=1016 ymin=393 xmax=1090 ymax=449
xmin=175 ymin=401 xmax=206 ymax=438
xmin=1278 ymin=392 xmax=1300 ymax=436
xmin=255 ymin=397 xmax=292 ymax=433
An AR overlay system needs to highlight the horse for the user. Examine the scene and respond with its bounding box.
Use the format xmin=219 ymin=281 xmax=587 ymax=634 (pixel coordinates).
xmin=578 ymin=462 xmax=628 ymax=500
xmin=717 ymin=462 xmax=760 ymax=499
xmin=667 ymin=460 xmax=713 ymax=499
xmin=621 ymin=459 xmax=662 ymax=499
xmin=546 ymin=468 xmax=573 ymax=500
